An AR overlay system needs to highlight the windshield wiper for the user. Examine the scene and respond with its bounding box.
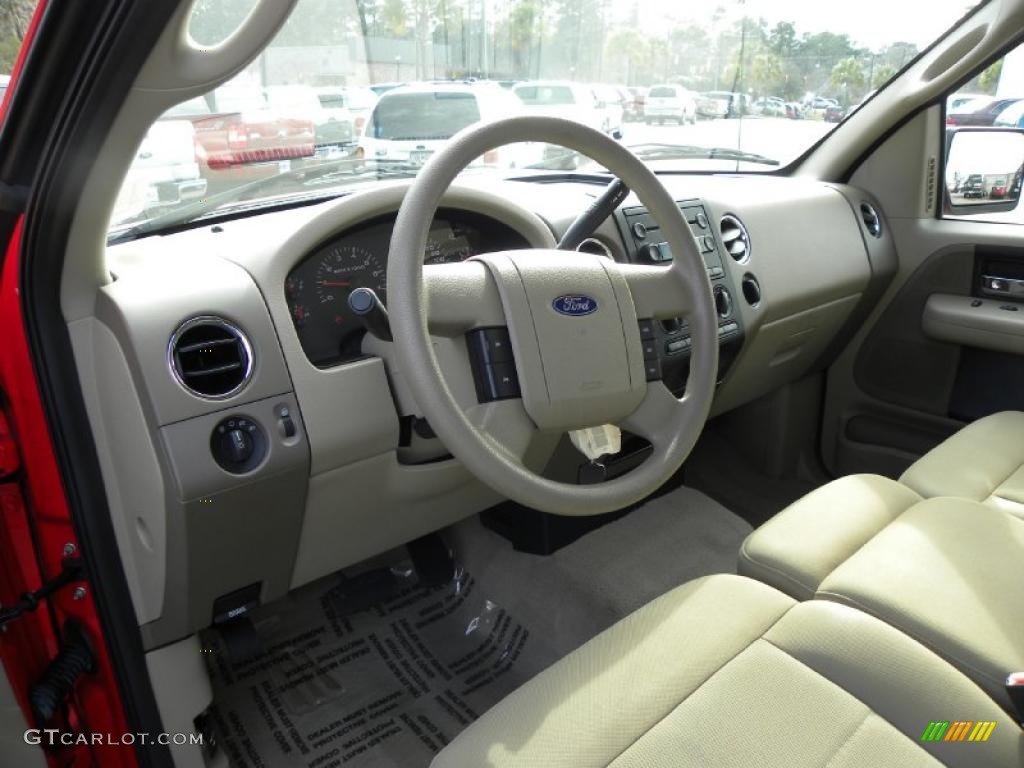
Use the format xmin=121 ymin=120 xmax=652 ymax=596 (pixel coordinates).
xmin=628 ymin=143 xmax=780 ymax=166
xmin=107 ymin=157 xmax=424 ymax=244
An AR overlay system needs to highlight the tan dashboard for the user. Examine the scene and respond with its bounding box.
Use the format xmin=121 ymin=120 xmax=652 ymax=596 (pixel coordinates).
xmin=80 ymin=174 xmax=892 ymax=649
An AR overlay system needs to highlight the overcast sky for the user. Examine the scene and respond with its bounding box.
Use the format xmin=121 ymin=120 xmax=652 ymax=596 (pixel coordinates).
xmin=629 ymin=0 xmax=982 ymax=52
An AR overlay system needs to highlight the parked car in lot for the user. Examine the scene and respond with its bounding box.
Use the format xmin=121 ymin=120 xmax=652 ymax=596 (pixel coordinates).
xmin=263 ymin=84 xmax=351 ymax=152
xmin=623 ymin=86 xmax=646 ymax=121
xmin=315 ymin=86 xmax=378 ymax=138
xmin=784 ymin=101 xmax=805 ymax=119
xmin=368 ymin=82 xmax=403 ymax=96
xmin=946 ymin=97 xmax=1021 ymax=126
xmin=962 ymin=173 xmax=986 ymax=198
xmin=592 ymin=84 xmax=626 ymax=138
xmin=993 ymin=98 xmax=1024 ymax=128
xmin=359 ymin=82 xmax=538 ymax=168
xmin=698 ymin=90 xmax=748 ymax=119
xmin=113 ymin=118 xmax=207 ymax=222
xmin=644 ymin=84 xmax=696 ymax=125
xmin=164 ymin=84 xmax=316 ymax=176
xmin=752 ymin=96 xmax=786 ymax=116
xmin=947 ymin=91 xmax=988 ymax=112
xmin=824 ymin=104 xmax=845 ymax=123
xmin=512 ymin=81 xmax=618 ymax=137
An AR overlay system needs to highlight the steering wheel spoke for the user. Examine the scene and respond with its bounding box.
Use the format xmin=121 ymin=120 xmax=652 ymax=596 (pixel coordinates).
xmin=466 ymin=398 xmax=535 ymax=462
xmin=618 ymin=262 xmax=698 ymax=321
xmin=423 ymin=261 xmax=506 ymax=336
xmin=618 ymin=385 xmax=689 ymax=445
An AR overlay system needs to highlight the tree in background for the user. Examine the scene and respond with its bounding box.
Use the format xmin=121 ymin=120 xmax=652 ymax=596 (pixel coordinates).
xmin=0 ymin=0 xmax=34 ymax=73
xmin=381 ymin=0 xmax=411 ymax=37
xmin=830 ymin=56 xmax=865 ymax=105
xmin=749 ymin=51 xmax=784 ymax=99
xmin=870 ymin=64 xmax=896 ymax=90
xmin=499 ymin=0 xmax=544 ymax=78
xmin=604 ymin=28 xmax=649 ymax=85
xmin=979 ymin=59 xmax=1003 ymax=93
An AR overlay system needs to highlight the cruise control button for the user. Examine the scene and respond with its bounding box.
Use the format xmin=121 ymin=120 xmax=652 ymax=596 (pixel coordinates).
xmin=486 ymin=362 xmax=521 ymax=399
xmin=641 ymin=338 xmax=658 ymax=358
xmin=644 ymin=357 xmax=662 ymax=381
xmin=475 ymin=327 xmax=514 ymax=363
xmin=696 ymin=212 xmax=709 ymax=229
xmin=637 ymin=319 xmax=657 ymax=340
xmin=632 ymin=221 xmax=648 ymax=240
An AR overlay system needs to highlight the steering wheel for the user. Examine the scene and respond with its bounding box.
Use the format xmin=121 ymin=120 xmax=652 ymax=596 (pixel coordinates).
xmin=388 ymin=116 xmax=718 ymax=516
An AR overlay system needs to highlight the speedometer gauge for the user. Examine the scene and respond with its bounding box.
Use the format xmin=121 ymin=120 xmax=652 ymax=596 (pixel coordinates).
xmin=315 ymin=245 xmax=385 ymax=306
xmin=286 ymin=211 xmax=528 ymax=369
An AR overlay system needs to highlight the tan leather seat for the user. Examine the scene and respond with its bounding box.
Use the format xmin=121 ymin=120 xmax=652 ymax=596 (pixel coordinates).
xmin=740 ymin=475 xmax=1024 ymax=709
xmin=431 ymin=575 xmax=1021 ymax=768
xmin=900 ymin=410 xmax=1024 ymax=518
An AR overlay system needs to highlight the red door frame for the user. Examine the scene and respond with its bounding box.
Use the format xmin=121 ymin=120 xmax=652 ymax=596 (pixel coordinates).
xmin=0 ymin=3 xmax=137 ymax=766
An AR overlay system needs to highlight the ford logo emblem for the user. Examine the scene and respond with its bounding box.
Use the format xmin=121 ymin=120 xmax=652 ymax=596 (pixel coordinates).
xmin=552 ymin=294 xmax=598 ymax=316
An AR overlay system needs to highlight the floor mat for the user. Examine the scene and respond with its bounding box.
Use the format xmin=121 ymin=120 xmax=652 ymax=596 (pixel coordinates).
xmin=203 ymin=564 xmax=549 ymax=768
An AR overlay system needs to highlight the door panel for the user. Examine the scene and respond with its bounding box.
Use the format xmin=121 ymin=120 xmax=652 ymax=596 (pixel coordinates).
xmin=822 ymin=107 xmax=1024 ymax=479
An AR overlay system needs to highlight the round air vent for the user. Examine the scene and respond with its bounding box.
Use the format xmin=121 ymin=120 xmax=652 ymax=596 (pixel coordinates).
xmin=860 ymin=202 xmax=882 ymax=238
xmin=168 ymin=316 xmax=253 ymax=399
xmin=719 ymin=214 xmax=750 ymax=263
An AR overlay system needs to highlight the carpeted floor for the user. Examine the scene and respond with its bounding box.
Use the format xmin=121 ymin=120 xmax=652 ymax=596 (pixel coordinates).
xmin=203 ymin=484 xmax=751 ymax=767
xmin=447 ymin=484 xmax=753 ymax=663
xmin=684 ymin=430 xmax=819 ymax=527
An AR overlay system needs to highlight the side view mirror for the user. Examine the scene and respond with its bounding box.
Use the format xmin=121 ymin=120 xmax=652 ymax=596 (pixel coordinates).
xmin=944 ymin=127 xmax=1024 ymax=215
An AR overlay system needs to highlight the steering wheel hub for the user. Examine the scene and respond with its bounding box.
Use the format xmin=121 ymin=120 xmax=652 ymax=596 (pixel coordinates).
xmin=474 ymin=249 xmax=645 ymax=431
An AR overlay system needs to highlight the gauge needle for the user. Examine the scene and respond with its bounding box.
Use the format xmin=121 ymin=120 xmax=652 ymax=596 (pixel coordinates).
xmin=319 ymin=280 xmax=351 ymax=287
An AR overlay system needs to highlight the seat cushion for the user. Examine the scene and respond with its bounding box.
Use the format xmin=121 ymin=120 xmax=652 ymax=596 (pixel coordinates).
xmin=431 ymin=574 xmax=1021 ymax=768
xmin=900 ymin=410 xmax=1024 ymax=518
xmin=818 ymin=497 xmax=1024 ymax=710
xmin=738 ymin=474 xmax=922 ymax=599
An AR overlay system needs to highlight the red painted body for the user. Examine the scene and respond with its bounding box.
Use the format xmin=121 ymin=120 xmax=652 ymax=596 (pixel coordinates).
xmin=0 ymin=4 xmax=138 ymax=765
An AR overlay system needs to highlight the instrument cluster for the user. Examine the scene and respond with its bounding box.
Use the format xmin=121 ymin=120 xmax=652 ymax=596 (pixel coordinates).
xmin=285 ymin=209 xmax=530 ymax=366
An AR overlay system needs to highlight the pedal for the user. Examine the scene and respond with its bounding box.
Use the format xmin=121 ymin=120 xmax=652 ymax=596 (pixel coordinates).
xmin=407 ymin=532 xmax=455 ymax=587
xmin=212 ymin=583 xmax=263 ymax=665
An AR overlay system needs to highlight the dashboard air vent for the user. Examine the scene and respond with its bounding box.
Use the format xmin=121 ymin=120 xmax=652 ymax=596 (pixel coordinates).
xmin=168 ymin=316 xmax=253 ymax=399
xmin=860 ymin=202 xmax=882 ymax=238
xmin=719 ymin=214 xmax=750 ymax=263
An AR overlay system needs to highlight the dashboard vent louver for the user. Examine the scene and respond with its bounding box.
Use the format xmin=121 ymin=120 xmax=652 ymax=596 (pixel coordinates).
xmin=860 ymin=202 xmax=882 ymax=238
xmin=719 ymin=214 xmax=750 ymax=263
xmin=168 ymin=317 xmax=253 ymax=399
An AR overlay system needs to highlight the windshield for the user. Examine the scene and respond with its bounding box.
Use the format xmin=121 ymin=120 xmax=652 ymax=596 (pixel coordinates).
xmin=110 ymin=0 xmax=982 ymax=237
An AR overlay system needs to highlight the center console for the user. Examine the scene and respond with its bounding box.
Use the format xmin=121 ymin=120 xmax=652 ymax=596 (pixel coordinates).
xmin=615 ymin=199 xmax=744 ymax=394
